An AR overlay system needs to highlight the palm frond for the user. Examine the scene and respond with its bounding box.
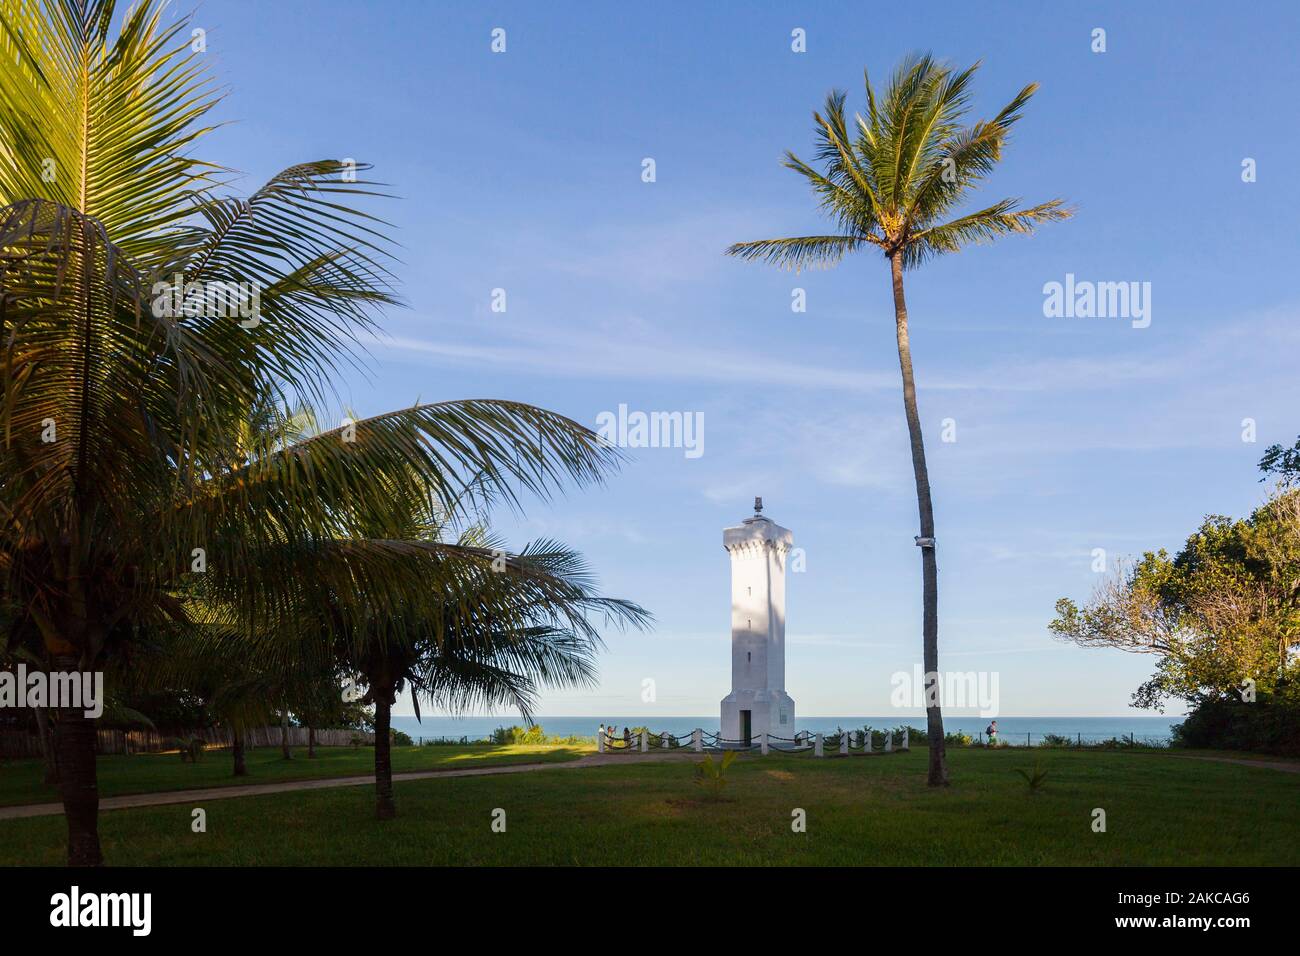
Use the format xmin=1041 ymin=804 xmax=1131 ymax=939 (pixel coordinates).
xmin=0 ymin=0 xmax=226 ymax=261
xmin=906 ymin=81 xmax=1041 ymax=226
xmin=165 ymin=161 xmax=399 ymax=408
xmin=724 ymin=235 xmax=865 ymax=272
xmin=904 ymin=198 xmax=1073 ymax=268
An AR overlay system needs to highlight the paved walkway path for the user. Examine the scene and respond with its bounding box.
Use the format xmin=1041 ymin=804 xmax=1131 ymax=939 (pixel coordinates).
xmin=0 ymin=751 xmax=696 ymax=821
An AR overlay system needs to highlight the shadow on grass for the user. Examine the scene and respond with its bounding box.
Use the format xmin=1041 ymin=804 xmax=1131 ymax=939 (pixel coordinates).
xmin=0 ymin=743 xmax=593 ymax=808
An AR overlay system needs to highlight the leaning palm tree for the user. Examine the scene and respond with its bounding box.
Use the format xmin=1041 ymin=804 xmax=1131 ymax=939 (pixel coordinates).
xmin=0 ymin=0 xmax=624 ymax=864
xmin=727 ymin=54 xmax=1072 ymax=785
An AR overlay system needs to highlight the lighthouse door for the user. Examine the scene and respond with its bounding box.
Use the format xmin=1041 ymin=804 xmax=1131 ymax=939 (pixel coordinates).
xmin=740 ymin=710 xmax=752 ymax=747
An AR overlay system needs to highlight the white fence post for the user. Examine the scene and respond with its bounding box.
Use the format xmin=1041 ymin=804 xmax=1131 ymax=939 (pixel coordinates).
xmin=597 ymin=727 xmax=605 ymax=753
xmin=885 ymin=730 xmax=893 ymax=753
xmin=840 ymin=731 xmax=849 ymax=755
xmin=814 ymin=732 xmax=824 ymax=757
xmin=693 ymin=728 xmax=702 ymax=752
xmin=902 ymin=727 xmax=910 ymax=751
xmin=661 ymin=732 xmax=670 ymax=750
xmin=640 ymin=730 xmax=648 ymax=753
xmin=760 ymin=732 xmax=769 ymax=755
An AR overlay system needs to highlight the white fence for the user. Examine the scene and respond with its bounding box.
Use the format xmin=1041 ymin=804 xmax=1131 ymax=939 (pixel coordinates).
xmin=595 ymin=727 xmax=910 ymax=756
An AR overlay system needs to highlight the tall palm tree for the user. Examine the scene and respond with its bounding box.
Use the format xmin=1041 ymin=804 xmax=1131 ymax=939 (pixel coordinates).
xmin=0 ymin=0 xmax=625 ymax=863
xmin=727 ymin=54 xmax=1072 ymax=785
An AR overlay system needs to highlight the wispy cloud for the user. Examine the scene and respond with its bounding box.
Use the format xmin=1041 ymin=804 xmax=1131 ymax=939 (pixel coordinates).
xmin=365 ymin=304 xmax=1300 ymax=409
xmin=366 ymin=327 xmax=906 ymax=392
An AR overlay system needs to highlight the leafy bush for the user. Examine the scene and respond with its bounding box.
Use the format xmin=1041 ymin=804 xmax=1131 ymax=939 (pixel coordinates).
xmin=490 ymin=724 xmax=586 ymax=746
xmin=1171 ymin=685 xmax=1300 ymax=756
xmin=390 ymin=728 xmax=413 ymax=747
xmin=853 ymin=725 xmax=924 ymax=748
xmin=895 ymin=724 xmax=924 ymax=745
xmin=1038 ymin=734 xmax=1073 ymax=748
xmin=945 ymin=731 xmax=973 ymax=747
xmin=650 ymin=730 xmax=682 ymax=749
xmin=491 ymin=724 xmax=542 ymax=745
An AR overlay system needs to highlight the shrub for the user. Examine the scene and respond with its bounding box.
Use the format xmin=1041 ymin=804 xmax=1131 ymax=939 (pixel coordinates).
xmin=1038 ymin=734 xmax=1073 ymax=748
xmin=895 ymin=724 xmax=924 ymax=744
xmin=858 ymin=727 xmax=883 ymax=749
xmin=490 ymin=724 xmax=586 ymax=746
xmin=649 ymin=730 xmax=681 ymax=749
xmin=1171 ymin=685 xmax=1300 ymax=756
xmin=390 ymin=728 xmax=413 ymax=747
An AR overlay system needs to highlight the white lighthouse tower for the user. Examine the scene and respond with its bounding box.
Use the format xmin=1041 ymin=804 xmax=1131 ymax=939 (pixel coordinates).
xmin=720 ymin=497 xmax=795 ymax=745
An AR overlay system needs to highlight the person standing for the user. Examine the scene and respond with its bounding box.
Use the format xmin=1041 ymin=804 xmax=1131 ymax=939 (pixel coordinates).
xmin=986 ymin=720 xmax=999 ymax=747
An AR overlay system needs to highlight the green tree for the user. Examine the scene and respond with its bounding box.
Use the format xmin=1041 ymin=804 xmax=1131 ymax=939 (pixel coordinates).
xmin=0 ymin=0 xmax=622 ymax=864
xmin=1259 ymin=435 xmax=1300 ymax=486
xmin=727 ymin=54 xmax=1072 ymax=785
xmin=1051 ymin=488 xmax=1300 ymax=708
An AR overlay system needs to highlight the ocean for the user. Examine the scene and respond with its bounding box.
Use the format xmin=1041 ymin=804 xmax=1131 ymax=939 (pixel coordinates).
xmin=390 ymin=714 xmax=1182 ymax=745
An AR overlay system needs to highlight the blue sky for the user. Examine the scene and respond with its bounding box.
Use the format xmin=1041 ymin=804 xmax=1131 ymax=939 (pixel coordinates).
xmin=191 ymin=0 xmax=1299 ymax=718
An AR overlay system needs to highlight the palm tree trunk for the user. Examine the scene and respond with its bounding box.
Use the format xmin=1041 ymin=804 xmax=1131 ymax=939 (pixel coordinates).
xmin=889 ymin=252 xmax=948 ymax=787
xmin=373 ymin=691 xmax=396 ymax=820
xmin=52 ymin=654 xmax=103 ymax=865
xmin=34 ymin=705 xmax=60 ymax=786
xmin=280 ymin=707 xmax=291 ymax=760
xmin=308 ymin=725 xmax=317 ymax=758
xmin=231 ymin=729 xmax=247 ymax=777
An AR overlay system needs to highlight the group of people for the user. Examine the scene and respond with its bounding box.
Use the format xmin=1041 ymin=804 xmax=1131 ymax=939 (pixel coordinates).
xmin=599 ymin=723 xmax=633 ymax=748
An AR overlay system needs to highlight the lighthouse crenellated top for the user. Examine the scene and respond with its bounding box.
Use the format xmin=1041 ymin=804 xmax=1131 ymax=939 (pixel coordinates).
xmin=723 ymin=516 xmax=794 ymax=555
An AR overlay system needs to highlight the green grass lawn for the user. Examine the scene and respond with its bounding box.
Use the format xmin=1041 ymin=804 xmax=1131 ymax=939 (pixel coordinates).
xmin=0 ymin=743 xmax=590 ymax=807
xmin=2 ymin=748 xmax=1296 ymax=866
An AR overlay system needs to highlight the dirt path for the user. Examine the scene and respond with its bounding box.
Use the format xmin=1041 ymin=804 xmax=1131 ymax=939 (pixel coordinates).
xmin=0 ymin=751 xmax=695 ymax=821
xmin=1157 ymin=753 xmax=1300 ymax=774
